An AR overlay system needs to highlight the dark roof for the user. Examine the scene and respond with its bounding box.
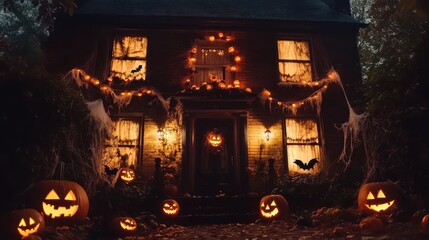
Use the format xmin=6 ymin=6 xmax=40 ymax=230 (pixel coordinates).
xmin=76 ymin=0 xmax=360 ymax=24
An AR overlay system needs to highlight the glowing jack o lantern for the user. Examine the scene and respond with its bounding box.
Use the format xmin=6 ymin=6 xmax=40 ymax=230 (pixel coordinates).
xmin=110 ymin=217 xmax=137 ymax=236
xmin=358 ymin=182 xmax=402 ymax=215
xmin=118 ymin=167 xmax=136 ymax=183
xmin=207 ymin=129 xmax=223 ymax=147
xmin=161 ymin=199 xmax=180 ymax=217
xmin=27 ymin=180 xmax=89 ymax=224
xmin=3 ymin=208 xmax=45 ymax=240
xmin=259 ymin=195 xmax=289 ymax=220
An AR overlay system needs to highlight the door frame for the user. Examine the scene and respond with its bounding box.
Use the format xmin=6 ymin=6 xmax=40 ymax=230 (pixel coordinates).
xmin=182 ymin=111 xmax=248 ymax=195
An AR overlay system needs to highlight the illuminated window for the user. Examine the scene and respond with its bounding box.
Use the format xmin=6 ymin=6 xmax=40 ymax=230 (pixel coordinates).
xmin=277 ymin=40 xmax=312 ymax=83
xmin=285 ymin=118 xmax=321 ymax=174
xmin=194 ymin=39 xmax=232 ymax=85
xmin=104 ymin=119 xmax=141 ymax=169
xmin=110 ymin=36 xmax=147 ymax=81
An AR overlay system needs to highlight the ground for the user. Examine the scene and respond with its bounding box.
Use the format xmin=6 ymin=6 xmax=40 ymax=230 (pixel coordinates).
xmin=39 ymin=207 xmax=429 ymax=240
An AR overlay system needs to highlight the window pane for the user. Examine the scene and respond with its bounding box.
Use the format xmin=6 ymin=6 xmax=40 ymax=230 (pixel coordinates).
xmin=103 ymin=146 xmax=139 ymax=169
xmin=112 ymin=36 xmax=147 ymax=58
xmin=287 ymin=145 xmax=320 ymax=174
xmin=111 ymin=59 xmax=146 ymax=81
xmin=278 ymin=40 xmax=310 ymax=60
xmin=201 ymin=49 xmax=225 ymax=65
xmin=279 ymin=62 xmax=312 ymax=83
xmin=285 ymin=119 xmax=319 ymax=144
xmin=196 ymin=68 xmax=224 ymax=84
xmin=111 ymin=119 xmax=140 ymax=145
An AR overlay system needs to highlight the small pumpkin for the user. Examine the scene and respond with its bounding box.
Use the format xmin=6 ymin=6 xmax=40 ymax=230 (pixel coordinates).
xmin=110 ymin=217 xmax=137 ymax=236
xmin=26 ymin=180 xmax=89 ymax=224
xmin=118 ymin=167 xmax=136 ymax=183
xmin=161 ymin=199 xmax=180 ymax=217
xmin=2 ymin=208 xmax=45 ymax=240
xmin=358 ymin=182 xmax=402 ymax=215
xmin=359 ymin=216 xmax=385 ymax=235
xmin=259 ymin=195 xmax=289 ymax=220
xmin=206 ymin=129 xmax=223 ymax=147
xmin=422 ymin=214 xmax=429 ymax=232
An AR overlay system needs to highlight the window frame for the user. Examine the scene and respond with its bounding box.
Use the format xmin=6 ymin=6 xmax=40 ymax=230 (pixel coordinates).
xmin=283 ymin=116 xmax=323 ymax=174
xmin=193 ymin=39 xmax=234 ymax=84
xmin=276 ymin=39 xmax=314 ymax=84
xmin=108 ymin=35 xmax=149 ymax=82
xmin=104 ymin=116 xmax=144 ymax=170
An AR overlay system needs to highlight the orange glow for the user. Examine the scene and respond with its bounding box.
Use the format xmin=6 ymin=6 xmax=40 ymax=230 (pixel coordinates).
xmin=234 ymin=56 xmax=241 ymax=62
xmin=245 ymin=88 xmax=252 ymax=93
xmin=84 ymin=75 xmax=91 ymax=81
xmin=218 ymin=32 xmax=224 ymax=38
xmin=230 ymin=66 xmax=237 ymax=71
xmin=209 ymin=36 xmax=215 ymax=41
xmin=228 ymin=46 xmax=235 ymax=53
xmin=191 ymin=47 xmax=197 ymax=54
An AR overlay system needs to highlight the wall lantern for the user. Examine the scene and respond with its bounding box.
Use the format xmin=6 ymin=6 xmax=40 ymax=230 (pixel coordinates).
xmin=264 ymin=129 xmax=271 ymax=141
xmin=157 ymin=129 xmax=165 ymax=141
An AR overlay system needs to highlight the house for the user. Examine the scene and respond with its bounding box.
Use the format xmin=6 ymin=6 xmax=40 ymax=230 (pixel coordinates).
xmin=46 ymin=0 xmax=365 ymax=196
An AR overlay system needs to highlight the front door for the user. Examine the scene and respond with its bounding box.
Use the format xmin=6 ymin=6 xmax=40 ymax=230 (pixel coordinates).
xmin=194 ymin=118 xmax=235 ymax=195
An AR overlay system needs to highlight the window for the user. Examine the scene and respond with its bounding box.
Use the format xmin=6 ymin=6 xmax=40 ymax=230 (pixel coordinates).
xmin=103 ymin=119 xmax=141 ymax=169
xmin=285 ymin=118 xmax=321 ymax=174
xmin=194 ymin=39 xmax=232 ymax=85
xmin=110 ymin=36 xmax=148 ymax=81
xmin=277 ymin=40 xmax=312 ymax=83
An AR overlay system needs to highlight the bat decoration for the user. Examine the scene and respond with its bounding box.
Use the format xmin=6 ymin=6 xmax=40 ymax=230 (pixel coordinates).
xmin=293 ymin=158 xmax=319 ymax=170
xmin=131 ymin=65 xmax=142 ymax=74
xmin=104 ymin=165 xmax=119 ymax=176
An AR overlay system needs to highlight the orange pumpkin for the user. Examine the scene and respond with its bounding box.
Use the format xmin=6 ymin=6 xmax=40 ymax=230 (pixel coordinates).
xmin=358 ymin=182 xmax=402 ymax=215
xmin=27 ymin=180 xmax=89 ymax=224
xmin=422 ymin=214 xmax=429 ymax=232
xmin=2 ymin=208 xmax=45 ymax=240
xmin=118 ymin=167 xmax=136 ymax=183
xmin=259 ymin=195 xmax=289 ymax=220
xmin=161 ymin=199 xmax=180 ymax=217
xmin=110 ymin=217 xmax=137 ymax=236
xmin=206 ymin=129 xmax=223 ymax=147
xmin=359 ymin=216 xmax=385 ymax=235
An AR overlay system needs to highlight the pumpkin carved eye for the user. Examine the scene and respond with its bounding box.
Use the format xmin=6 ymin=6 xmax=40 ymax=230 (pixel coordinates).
xmin=29 ymin=217 xmax=35 ymax=225
xmin=270 ymin=201 xmax=276 ymax=206
xmin=367 ymin=192 xmax=375 ymax=200
xmin=19 ymin=219 xmax=26 ymax=227
xmin=377 ymin=190 xmax=386 ymax=198
xmin=45 ymin=189 xmax=60 ymax=200
xmin=65 ymin=190 xmax=77 ymax=201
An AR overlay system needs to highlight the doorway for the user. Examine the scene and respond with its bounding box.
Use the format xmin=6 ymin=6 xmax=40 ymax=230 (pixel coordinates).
xmin=194 ymin=118 xmax=235 ymax=195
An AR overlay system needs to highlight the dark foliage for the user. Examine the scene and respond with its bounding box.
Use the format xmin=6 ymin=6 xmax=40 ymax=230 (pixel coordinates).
xmin=0 ymin=73 xmax=92 ymax=215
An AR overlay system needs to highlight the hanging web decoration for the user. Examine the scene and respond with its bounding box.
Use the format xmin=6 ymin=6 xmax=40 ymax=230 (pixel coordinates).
xmin=258 ymin=68 xmax=368 ymax=170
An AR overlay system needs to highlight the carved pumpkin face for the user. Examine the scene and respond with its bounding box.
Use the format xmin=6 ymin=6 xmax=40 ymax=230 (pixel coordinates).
xmin=259 ymin=195 xmax=289 ymax=220
xmin=358 ymin=182 xmax=402 ymax=215
xmin=27 ymin=180 xmax=89 ymax=224
xmin=207 ymin=129 xmax=223 ymax=147
xmin=110 ymin=217 xmax=137 ymax=236
xmin=119 ymin=168 xmax=135 ymax=183
xmin=3 ymin=209 xmax=45 ymax=239
xmin=161 ymin=199 xmax=180 ymax=216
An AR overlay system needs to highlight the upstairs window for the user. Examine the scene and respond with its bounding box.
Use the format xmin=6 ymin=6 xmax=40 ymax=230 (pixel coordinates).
xmin=194 ymin=39 xmax=232 ymax=85
xmin=110 ymin=36 xmax=147 ymax=81
xmin=277 ymin=40 xmax=312 ymax=83
xmin=285 ymin=118 xmax=321 ymax=174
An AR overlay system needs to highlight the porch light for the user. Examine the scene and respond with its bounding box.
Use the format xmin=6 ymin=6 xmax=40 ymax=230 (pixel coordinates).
xmin=264 ymin=129 xmax=271 ymax=141
xmin=157 ymin=129 xmax=166 ymax=141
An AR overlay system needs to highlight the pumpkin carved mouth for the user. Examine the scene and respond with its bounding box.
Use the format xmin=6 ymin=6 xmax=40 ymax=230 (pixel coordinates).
xmin=17 ymin=221 xmax=40 ymax=237
xmin=163 ymin=208 xmax=178 ymax=215
xmin=365 ymin=200 xmax=395 ymax=212
xmin=119 ymin=219 xmax=136 ymax=231
xmin=260 ymin=200 xmax=279 ymax=218
xmin=42 ymin=202 xmax=79 ymax=219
